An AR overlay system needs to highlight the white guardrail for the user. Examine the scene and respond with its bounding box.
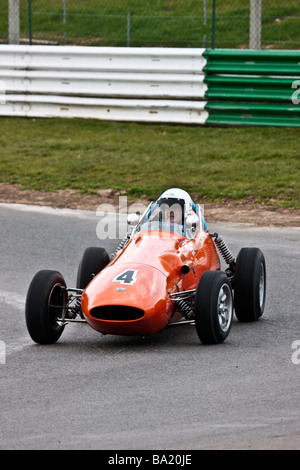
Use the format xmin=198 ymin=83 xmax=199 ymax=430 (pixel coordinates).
xmin=0 ymin=45 xmax=208 ymax=124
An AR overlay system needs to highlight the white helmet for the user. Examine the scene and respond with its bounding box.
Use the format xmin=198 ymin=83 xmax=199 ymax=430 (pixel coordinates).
xmin=157 ymin=188 xmax=194 ymax=215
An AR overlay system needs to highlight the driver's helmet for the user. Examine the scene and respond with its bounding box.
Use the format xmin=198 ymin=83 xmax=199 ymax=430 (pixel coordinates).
xmin=157 ymin=188 xmax=195 ymax=225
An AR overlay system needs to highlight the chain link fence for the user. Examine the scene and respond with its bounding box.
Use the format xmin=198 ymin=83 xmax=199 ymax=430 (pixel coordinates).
xmin=1 ymin=0 xmax=300 ymax=49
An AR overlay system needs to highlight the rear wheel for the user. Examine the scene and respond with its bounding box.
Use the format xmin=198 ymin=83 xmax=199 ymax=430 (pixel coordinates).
xmin=234 ymin=247 xmax=266 ymax=322
xmin=76 ymin=247 xmax=110 ymax=289
xmin=195 ymin=271 xmax=233 ymax=344
xmin=25 ymin=270 xmax=67 ymax=344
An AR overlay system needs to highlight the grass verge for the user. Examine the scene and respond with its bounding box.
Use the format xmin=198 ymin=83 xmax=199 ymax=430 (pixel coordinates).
xmin=0 ymin=117 xmax=299 ymax=209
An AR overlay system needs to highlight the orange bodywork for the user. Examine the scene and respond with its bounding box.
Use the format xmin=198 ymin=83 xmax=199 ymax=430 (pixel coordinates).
xmin=81 ymin=228 xmax=220 ymax=336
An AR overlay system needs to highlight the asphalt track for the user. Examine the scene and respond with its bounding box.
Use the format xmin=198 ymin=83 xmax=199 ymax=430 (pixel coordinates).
xmin=0 ymin=203 xmax=299 ymax=450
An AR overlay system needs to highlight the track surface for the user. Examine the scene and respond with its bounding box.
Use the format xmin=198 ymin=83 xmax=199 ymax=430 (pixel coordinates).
xmin=0 ymin=203 xmax=299 ymax=450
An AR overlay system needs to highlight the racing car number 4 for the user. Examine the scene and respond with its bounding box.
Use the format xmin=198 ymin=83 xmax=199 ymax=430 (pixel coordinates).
xmin=113 ymin=269 xmax=138 ymax=285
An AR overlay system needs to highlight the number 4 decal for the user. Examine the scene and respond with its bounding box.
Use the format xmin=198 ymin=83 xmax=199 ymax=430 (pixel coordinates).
xmin=113 ymin=269 xmax=138 ymax=285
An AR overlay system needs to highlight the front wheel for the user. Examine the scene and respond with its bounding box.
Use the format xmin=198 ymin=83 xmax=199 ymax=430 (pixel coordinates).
xmin=76 ymin=247 xmax=110 ymax=290
xmin=25 ymin=270 xmax=67 ymax=344
xmin=195 ymin=271 xmax=233 ymax=344
xmin=234 ymin=247 xmax=266 ymax=322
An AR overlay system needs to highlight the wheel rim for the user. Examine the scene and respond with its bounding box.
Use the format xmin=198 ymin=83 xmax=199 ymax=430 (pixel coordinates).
xmin=217 ymin=283 xmax=233 ymax=333
xmin=259 ymin=262 xmax=265 ymax=309
xmin=48 ymin=283 xmax=65 ymax=331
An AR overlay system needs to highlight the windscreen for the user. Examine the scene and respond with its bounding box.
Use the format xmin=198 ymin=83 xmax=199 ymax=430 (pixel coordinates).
xmin=137 ymin=199 xmax=199 ymax=238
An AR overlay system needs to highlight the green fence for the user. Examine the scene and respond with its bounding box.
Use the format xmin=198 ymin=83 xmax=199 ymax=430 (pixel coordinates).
xmin=203 ymin=49 xmax=300 ymax=127
xmin=2 ymin=0 xmax=300 ymax=49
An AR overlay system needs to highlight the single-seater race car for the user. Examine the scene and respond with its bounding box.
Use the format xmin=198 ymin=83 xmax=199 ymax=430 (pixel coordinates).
xmin=25 ymin=188 xmax=266 ymax=345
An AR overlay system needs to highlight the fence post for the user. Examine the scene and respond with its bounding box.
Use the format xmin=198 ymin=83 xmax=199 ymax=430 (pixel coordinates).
xmin=63 ymin=0 xmax=67 ymax=45
xmin=127 ymin=12 xmax=130 ymax=47
xmin=8 ymin=0 xmax=20 ymax=44
xmin=28 ymin=0 xmax=32 ymax=45
xmin=211 ymin=0 xmax=216 ymax=49
xmin=249 ymin=0 xmax=262 ymax=49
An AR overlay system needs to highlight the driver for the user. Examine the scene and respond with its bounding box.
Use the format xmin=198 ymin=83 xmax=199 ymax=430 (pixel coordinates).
xmin=159 ymin=201 xmax=184 ymax=225
xmin=163 ymin=204 xmax=183 ymax=225
xmin=156 ymin=188 xmax=208 ymax=232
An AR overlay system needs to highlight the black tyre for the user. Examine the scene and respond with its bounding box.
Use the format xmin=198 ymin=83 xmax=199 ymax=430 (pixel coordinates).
xmin=25 ymin=270 xmax=67 ymax=344
xmin=195 ymin=271 xmax=233 ymax=344
xmin=234 ymin=247 xmax=266 ymax=322
xmin=76 ymin=247 xmax=110 ymax=289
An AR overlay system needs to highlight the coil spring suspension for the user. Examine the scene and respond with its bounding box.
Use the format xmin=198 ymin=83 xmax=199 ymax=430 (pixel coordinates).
xmin=176 ymin=298 xmax=194 ymax=320
xmin=212 ymin=233 xmax=236 ymax=267
xmin=110 ymin=235 xmax=130 ymax=260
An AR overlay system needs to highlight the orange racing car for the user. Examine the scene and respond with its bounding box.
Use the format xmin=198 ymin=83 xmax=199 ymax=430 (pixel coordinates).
xmin=25 ymin=188 xmax=266 ymax=345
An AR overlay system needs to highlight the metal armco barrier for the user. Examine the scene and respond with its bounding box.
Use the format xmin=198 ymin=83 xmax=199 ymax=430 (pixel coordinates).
xmin=0 ymin=45 xmax=299 ymax=126
xmin=203 ymin=49 xmax=300 ymax=127
xmin=0 ymin=45 xmax=208 ymax=124
xmin=205 ymin=102 xmax=300 ymax=127
xmin=203 ymin=49 xmax=300 ymax=75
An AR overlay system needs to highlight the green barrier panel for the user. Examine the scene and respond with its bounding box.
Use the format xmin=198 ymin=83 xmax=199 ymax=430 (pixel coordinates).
xmin=204 ymin=76 xmax=297 ymax=102
xmin=205 ymin=102 xmax=300 ymax=127
xmin=203 ymin=49 xmax=300 ymax=76
xmin=203 ymin=49 xmax=300 ymax=127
